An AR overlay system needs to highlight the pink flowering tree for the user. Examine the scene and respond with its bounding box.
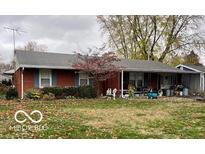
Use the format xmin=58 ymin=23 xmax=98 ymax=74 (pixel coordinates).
xmin=73 ymin=51 xmax=121 ymax=96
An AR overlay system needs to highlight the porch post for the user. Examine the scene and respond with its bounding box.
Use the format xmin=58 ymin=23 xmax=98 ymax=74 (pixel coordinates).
xmin=121 ymin=70 xmax=124 ymax=98
xmin=21 ymin=67 xmax=24 ymax=99
xmin=200 ymin=73 xmax=205 ymax=91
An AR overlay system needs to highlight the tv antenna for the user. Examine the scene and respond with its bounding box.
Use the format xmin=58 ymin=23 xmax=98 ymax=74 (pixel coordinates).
xmin=4 ymin=26 xmax=26 ymax=51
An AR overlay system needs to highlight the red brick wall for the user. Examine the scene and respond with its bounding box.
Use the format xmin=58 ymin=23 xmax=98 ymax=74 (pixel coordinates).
xmin=23 ymin=68 xmax=35 ymax=93
xmin=56 ymin=70 xmax=75 ymax=87
xmin=14 ymin=68 xmax=121 ymax=97
xmin=102 ymin=72 xmax=121 ymax=95
xmin=14 ymin=68 xmax=35 ymax=97
xmin=14 ymin=68 xmax=76 ymax=97
xmin=108 ymin=72 xmax=120 ymax=90
xmin=13 ymin=68 xmax=21 ymax=97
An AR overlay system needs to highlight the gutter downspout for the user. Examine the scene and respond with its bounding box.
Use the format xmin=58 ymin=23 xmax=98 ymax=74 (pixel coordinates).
xmin=21 ymin=67 xmax=24 ymax=99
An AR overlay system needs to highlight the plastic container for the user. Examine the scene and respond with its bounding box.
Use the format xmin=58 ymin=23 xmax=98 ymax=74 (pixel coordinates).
xmin=180 ymin=91 xmax=183 ymax=96
xmin=147 ymin=92 xmax=158 ymax=99
xmin=166 ymin=89 xmax=171 ymax=96
xmin=170 ymin=90 xmax=174 ymax=96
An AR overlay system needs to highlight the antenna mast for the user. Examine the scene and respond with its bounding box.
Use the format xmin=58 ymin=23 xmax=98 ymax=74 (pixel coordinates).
xmin=4 ymin=26 xmax=26 ymax=51
xmin=4 ymin=26 xmax=26 ymax=69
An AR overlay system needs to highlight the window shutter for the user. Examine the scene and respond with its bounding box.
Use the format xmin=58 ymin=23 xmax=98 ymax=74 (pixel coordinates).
xmin=75 ymin=73 xmax=79 ymax=87
xmin=34 ymin=69 xmax=39 ymax=88
xmin=52 ymin=70 xmax=57 ymax=86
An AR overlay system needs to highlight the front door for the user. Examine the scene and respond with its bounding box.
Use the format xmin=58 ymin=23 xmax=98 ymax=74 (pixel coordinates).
xmin=150 ymin=73 xmax=158 ymax=90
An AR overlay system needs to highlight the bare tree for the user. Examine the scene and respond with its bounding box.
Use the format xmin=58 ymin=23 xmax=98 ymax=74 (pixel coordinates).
xmin=23 ymin=41 xmax=48 ymax=52
xmin=0 ymin=63 xmax=13 ymax=73
xmin=97 ymin=15 xmax=205 ymax=62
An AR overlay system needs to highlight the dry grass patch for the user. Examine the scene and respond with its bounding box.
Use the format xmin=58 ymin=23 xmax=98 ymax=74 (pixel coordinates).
xmin=157 ymin=97 xmax=194 ymax=102
xmin=65 ymin=107 xmax=170 ymax=130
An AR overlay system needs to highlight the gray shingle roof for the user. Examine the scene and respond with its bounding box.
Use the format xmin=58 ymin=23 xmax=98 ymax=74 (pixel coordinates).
xmin=14 ymin=50 xmax=195 ymax=74
xmin=115 ymin=59 xmax=194 ymax=73
xmin=182 ymin=64 xmax=205 ymax=72
xmin=3 ymin=69 xmax=15 ymax=75
xmin=15 ymin=50 xmax=78 ymax=70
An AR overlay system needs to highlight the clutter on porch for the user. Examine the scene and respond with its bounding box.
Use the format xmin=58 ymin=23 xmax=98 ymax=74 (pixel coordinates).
xmin=147 ymin=89 xmax=158 ymax=99
xmin=120 ymin=84 xmax=189 ymax=99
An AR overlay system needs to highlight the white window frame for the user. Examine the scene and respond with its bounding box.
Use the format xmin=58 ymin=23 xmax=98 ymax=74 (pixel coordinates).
xmin=79 ymin=73 xmax=90 ymax=86
xmin=39 ymin=69 xmax=52 ymax=88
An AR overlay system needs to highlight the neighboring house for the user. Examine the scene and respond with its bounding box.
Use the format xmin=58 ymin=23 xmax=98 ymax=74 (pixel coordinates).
xmin=11 ymin=50 xmax=198 ymax=99
xmin=0 ymin=69 xmax=13 ymax=82
xmin=176 ymin=64 xmax=205 ymax=92
xmin=0 ymin=74 xmax=11 ymax=82
xmin=2 ymin=69 xmax=14 ymax=84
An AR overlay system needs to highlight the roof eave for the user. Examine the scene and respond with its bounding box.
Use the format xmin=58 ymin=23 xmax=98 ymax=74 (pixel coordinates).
xmin=121 ymin=68 xmax=198 ymax=74
xmin=176 ymin=64 xmax=202 ymax=73
xmin=18 ymin=64 xmax=75 ymax=70
xmin=3 ymin=69 xmax=15 ymax=75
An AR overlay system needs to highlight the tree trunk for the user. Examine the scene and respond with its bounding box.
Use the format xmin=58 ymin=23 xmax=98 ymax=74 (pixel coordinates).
xmin=94 ymin=79 xmax=101 ymax=97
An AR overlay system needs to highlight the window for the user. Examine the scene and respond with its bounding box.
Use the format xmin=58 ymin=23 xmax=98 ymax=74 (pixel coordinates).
xmin=129 ymin=72 xmax=136 ymax=87
xmin=79 ymin=73 xmax=89 ymax=86
xmin=79 ymin=73 xmax=93 ymax=86
xmin=128 ymin=72 xmax=144 ymax=88
xmin=80 ymin=79 xmax=88 ymax=86
xmin=129 ymin=80 xmax=135 ymax=87
xmin=137 ymin=80 xmax=142 ymax=87
xmin=39 ymin=69 xmax=52 ymax=88
xmin=136 ymin=73 xmax=143 ymax=87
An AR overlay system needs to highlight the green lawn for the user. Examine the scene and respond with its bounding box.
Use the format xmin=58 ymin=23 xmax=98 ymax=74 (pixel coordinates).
xmin=0 ymin=97 xmax=205 ymax=139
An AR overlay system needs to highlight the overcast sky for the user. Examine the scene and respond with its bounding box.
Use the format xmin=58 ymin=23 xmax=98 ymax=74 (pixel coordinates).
xmin=1 ymin=15 xmax=205 ymax=65
xmin=0 ymin=15 xmax=104 ymax=63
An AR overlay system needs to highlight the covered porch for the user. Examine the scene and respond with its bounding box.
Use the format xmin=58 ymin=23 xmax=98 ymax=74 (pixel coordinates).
xmin=120 ymin=70 xmax=191 ymax=97
xmin=102 ymin=59 xmax=199 ymax=97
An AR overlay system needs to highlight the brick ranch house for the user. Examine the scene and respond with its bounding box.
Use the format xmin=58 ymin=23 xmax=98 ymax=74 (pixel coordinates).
xmin=4 ymin=50 xmax=205 ymax=99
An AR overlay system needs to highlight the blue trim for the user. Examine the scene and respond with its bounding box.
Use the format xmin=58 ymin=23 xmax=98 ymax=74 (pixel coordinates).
xmin=52 ymin=70 xmax=57 ymax=86
xmin=34 ymin=69 xmax=39 ymax=88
